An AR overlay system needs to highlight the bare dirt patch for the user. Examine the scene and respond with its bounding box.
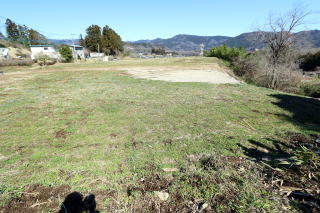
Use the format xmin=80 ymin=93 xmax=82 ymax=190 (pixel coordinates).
xmin=126 ymin=68 xmax=240 ymax=84
xmin=109 ymin=133 xmax=118 ymax=138
xmin=0 ymin=184 xmax=116 ymax=213
xmin=55 ymin=129 xmax=69 ymax=139
xmin=127 ymin=156 xmax=280 ymax=213
xmin=0 ymin=184 xmax=71 ymax=213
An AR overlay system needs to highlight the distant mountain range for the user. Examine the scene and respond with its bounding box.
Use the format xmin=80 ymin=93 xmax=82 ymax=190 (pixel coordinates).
xmin=46 ymin=30 xmax=320 ymax=55
xmin=49 ymin=39 xmax=79 ymax=45
xmin=127 ymin=30 xmax=320 ymax=53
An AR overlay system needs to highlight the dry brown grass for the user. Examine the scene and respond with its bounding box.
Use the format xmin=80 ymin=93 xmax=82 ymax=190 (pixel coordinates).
xmin=232 ymin=53 xmax=304 ymax=93
xmin=0 ymin=59 xmax=33 ymax=67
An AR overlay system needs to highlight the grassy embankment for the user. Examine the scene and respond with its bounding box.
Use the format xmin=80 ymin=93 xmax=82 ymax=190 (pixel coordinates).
xmin=0 ymin=57 xmax=319 ymax=212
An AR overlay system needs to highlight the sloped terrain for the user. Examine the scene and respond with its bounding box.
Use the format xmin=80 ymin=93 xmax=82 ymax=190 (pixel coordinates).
xmin=0 ymin=57 xmax=319 ymax=212
xmin=0 ymin=40 xmax=31 ymax=59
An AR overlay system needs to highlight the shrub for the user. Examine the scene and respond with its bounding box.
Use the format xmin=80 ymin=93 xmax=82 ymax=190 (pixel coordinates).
xmin=300 ymin=83 xmax=320 ymax=98
xmin=232 ymin=52 xmax=303 ymax=93
xmin=37 ymin=54 xmax=56 ymax=67
xmin=59 ymin=45 xmax=73 ymax=63
xmin=232 ymin=55 xmax=257 ymax=78
xmin=0 ymin=59 xmax=33 ymax=67
xmin=206 ymin=45 xmax=247 ymax=61
xmin=299 ymin=51 xmax=320 ymax=71
xmin=151 ymin=48 xmax=166 ymax=55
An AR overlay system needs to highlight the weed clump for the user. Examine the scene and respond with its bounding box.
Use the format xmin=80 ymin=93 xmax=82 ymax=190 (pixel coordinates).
xmin=300 ymin=83 xmax=320 ymax=98
xmin=0 ymin=59 xmax=33 ymax=67
xmin=128 ymin=156 xmax=280 ymax=213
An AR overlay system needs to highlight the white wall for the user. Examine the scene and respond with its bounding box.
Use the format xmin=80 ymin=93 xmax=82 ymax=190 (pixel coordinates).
xmin=0 ymin=48 xmax=9 ymax=59
xmin=30 ymin=46 xmax=58 ymax=60
xmin=69 ymin=46 xmax=85 ymax=59
xmin=90 ymin=52 xmax=105 ymax=58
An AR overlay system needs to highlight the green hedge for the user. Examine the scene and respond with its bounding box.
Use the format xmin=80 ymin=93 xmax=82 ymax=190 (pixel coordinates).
xmin=205 ymin=45 xmax=247 ymax=61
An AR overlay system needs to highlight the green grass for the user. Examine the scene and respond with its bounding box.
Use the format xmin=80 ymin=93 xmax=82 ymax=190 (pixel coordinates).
xmin=0 ymin=57 xmax=319 ymax=212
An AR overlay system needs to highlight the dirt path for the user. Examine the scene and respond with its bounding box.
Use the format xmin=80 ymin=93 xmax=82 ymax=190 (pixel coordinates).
xmin=126 ymin=68 xmax=241 ymax=84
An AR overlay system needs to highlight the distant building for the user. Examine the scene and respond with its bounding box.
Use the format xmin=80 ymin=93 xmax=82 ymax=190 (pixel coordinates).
xmin=69 ymin=45 xmax=85 ymax=59
xmin=0 ymin=48 xmax=9 ymax=59
xmin=30 ymin=45 xmax=58 ymax=60
xmin=89 ymin=52 xmax=105 ymax=58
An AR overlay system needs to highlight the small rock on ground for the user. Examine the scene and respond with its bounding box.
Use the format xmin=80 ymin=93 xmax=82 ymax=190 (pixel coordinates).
xmin=0 ymin=154 xmax=8 ymax=161
xmin=200 ymin=203 xmax=209 ymax=210
xmin=162 ymin=168 xmax=179 ymax=172
xmin=154 ymin=191 xmax=170 ymax=201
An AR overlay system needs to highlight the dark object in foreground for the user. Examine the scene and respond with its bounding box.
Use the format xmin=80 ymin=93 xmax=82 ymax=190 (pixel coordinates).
xmin=83 ymin=194 xmax=97 ymax=213
xmin=58 ymin=192 xmax=99 ymax=213
xmin=289 ymin=191 xmax=320 ymax=212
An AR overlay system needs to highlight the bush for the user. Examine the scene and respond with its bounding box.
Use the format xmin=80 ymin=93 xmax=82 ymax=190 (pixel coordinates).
xmin=300 ymin=83 xmax=320 ymax=98
xmin=299 ymin=51 xmax=320 ymax=71
xmin=232 ymin=52 xmax=303 ymax=93
xmin=151 ymin=48 xmax=166 ymax=55
xmin=205 ymin=45 xmax=247 ymax=61
xmin=59 ymin=45 xmax=73 ymax=63
xmin=0 ymin=59 xmax=33 ymax=67
xmin=232 ymin=55 xmax=257 ymax=78
xmin=37 ymin=54 xmax=57 ymax=67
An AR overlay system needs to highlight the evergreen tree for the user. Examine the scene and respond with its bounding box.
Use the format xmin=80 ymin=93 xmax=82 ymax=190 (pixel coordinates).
xmin=79 ymin=34 xmax=85 ymax=47
xmin=5 ymin=19 xmax=19 ymax=41
xmin=59 ymin=45 xmax=73 ymax=62
xmin=4 ymin=18 xmax=47 ymax=45
xmin=151 ymin=47 xmax=166 ymax=55
xmin=101 ymin=25 xmax=123 ymax=56
xmin=84 ymin=25 xmax=102 ymax=52
xmin=18 ymin=25 xmax=30 ymax=46
xmin=28 ymin=29 xmax=47 ymax=45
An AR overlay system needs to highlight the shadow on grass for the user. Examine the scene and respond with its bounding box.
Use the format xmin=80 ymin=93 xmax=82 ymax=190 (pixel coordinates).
xmin=237 ymin=138 xmax=291 ymax=162
xmin=269 ymin=94 xmax=320 ymax=131
xmin=235 ymin=94 xmax=320 ymax=212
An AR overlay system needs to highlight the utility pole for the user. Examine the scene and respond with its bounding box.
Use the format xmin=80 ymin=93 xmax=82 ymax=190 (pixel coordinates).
xmin=200 ymin=43 xmax=205 ymax=56
xmin=71 ymin=34 xmax=78 ymax=62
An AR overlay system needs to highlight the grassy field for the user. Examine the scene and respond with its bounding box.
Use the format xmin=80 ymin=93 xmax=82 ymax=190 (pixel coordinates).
xmin=0 ymin=57 xmax=319 ymax=212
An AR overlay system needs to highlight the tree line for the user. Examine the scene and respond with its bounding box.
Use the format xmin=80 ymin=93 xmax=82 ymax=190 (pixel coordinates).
xmin=4 ymin=18 xmax=48 ymax=46
xmin=80 ymin=25 xmax=123 ymax=56
xmin=3 ymin=19 xmax=124 ymax=56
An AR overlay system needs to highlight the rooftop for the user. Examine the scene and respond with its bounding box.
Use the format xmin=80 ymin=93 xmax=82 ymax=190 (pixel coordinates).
xmin=30 ymin=45 xmax=54 ymax=47
xmin=68 ymin=45 xmax=83 ymax=48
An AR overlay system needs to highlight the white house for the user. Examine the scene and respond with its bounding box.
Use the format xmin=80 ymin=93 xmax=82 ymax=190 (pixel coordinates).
xmin=30 ymin=45 xmax=58 ymax=60
xmin=69 ymin=45 xmax=85 ymax=59
xmin=0 ymin=48 xmax=9 ymax=59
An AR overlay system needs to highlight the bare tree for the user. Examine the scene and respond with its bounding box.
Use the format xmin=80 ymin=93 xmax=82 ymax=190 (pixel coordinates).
xmin=259 ymin=6 xmax=310 ymax=88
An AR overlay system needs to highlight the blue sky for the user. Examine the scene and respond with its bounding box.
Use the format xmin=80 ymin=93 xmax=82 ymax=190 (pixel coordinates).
xmin=0 ymin=0 xmax=319 ymax=41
